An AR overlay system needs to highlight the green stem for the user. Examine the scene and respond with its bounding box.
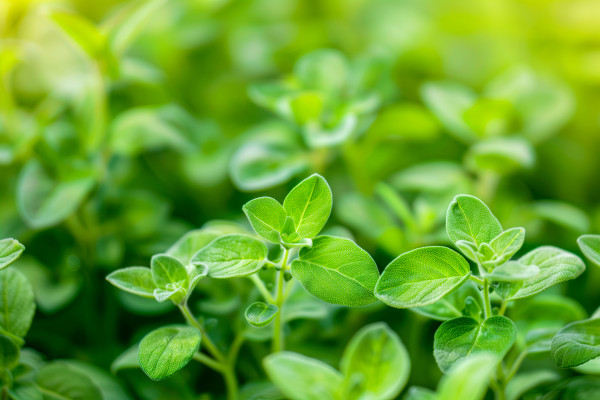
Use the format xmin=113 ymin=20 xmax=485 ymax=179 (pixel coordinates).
xmin=469 ymin=274 xmax=484 ymax=285
xmin=272 ymin=248 xmax=289 ymax=352
xmin=483 ymin=279 xmax=492 ymax=319
xmin=249 ymin=275 xmax=275 ymax=303
xmin=505 ymin=350 xmax=528 ymax=382
xmin=178 ymin=302 xmax=225 ymax=363
xmin=498 ymin=300 xmax=507 ymax=316
xmin=222 ymin=365 xmax=238 ymax=400
xmin=193 ymin=352 xmax=223 ymax=372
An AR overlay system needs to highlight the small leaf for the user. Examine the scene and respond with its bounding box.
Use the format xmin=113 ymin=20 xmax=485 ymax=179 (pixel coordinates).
xmin=437 ymin=354 xmax=499 ymax=400
xmin=551 ymin=318 xmax=600 ymax=368
xmin=0 ymin=268 xmax=35 ymax=339
xmin=489 ymin=227 xmax=525 ymax=265
xmin=166 ymin=229 xmax=221 ymax=265
xmin=283 ymin=174 xmax=332 ymax=239
xmin=106 ymin=267 xmax=156 ymax=298
xmin=340 ymin=323 xmax=410 ymax=400
xmin=153 ymin=288 xmax=184 ymax=303
xmin=375 ymin=246 xmax=470 ymax=308
xmin=243 ymin=197 xmax=287 ymax=244
xmin=464 ymin=137 xmax=535 ymax=174
xmin=188 ymin=263 xmax=209 ymax=290
xmin=0 ymin=334 xmax=19 ymax=369
xmin=446 ymin=194 xmax=502 ymax=248
xmin=192 ymin=234 xmax=268 ymax=279
xmin=150 ymin=254 xmax=188 ymax=290
xmin=263 ymin=351 xmax=343 ymax=400
xmin=245 ymin=302 xmax=279 ymax=327
xmin=291 ymin=236 xmax=379 ymax=306
xmin=36 ymin=361 xmax=103 ymax=400
xmin=496 ymin=246 xmax=585 ymax=300
xmin=411 ymin=282 xmax=482 ymax=321
xmin=434 ymin=316 xmax=516 ymax=373
xmin=484 ymin=261 xmax=539 ymax=282
xmin=578 ymin=235 xmax=600 ymax=267
xmin=138 ymin=326 xmax=201 ymax=381
xmin=0 ymin=238 xmax=25 ymax=271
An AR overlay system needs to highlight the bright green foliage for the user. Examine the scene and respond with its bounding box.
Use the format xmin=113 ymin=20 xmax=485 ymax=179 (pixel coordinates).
xmin=488 ymin=227 xmax=526 ymax=266
xmin=0 ymin=238 xmax=25 ymax=271
xmin=138 ymin=326 xmax=201 ymax=381
xmin=245 ymin=302 xmax=279 ymax=327
xmin=106 ymin=267 xmax=156 ymax=298
xmin=505 ymin=370 xmax=560 ymax=400
xmin=283 ymin=174 xmax=332 ymax=240
xmin=264 ymin=352 xmax=343 ymax=400
xmin=484 ymin=261 xmax=539 ymax=282
xmin=551 ymin=318 xmax=600 ymax=368
xmin=0 ymin=268 xmax=35 ymax=340
xmin=291 ymin=236 xmax=379 ymax=306
xmin=243 ymin=197 xmax=288 ymax=244
xmin=375 ymin=246 xmax=471 ymax=308
xmin=436 ymin=354 xmax=499 ymax=400
xmin=150 ymin=254 xmax=189 ymax=303
xmin=340 ymin=323 xmax=410 ymax=400
xmin=433 ymin=316 xmax=516 ymax=373
xmin=446 ymin=194 xmax=503 ymax=248
xmin=578 ymin=235 xmax=600 ymax=266
xmin=496 ymin=246 xmax=585 ymax=300
xmin=191 ymin=234 xmax=268 ymax=278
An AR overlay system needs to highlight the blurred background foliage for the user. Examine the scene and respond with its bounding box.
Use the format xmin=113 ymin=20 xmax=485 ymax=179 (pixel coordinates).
xmin=2 ymin=0 xmax=600 ymax=398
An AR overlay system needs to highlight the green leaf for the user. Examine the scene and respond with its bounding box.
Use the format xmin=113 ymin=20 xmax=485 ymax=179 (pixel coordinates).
xmin=484 ymin=261 xmax=539 ymax=282
xmin=411 ymin=282 xmax=482 ymax=321
xmin=505 ymin=370 xmax=560 ymax=400
xmin=47 ymin=11 xmax=105 ymax=59
xmin=294 ymin=49 xmax=349 ymax=93
xmin=434 ymin=316 xmax=516 ymax=373
xmin=192 ymin=234 xmax=268 ymax=279
xmin=36 ymin=361 xmax=103 ymax=400
xmin=0 ymin=334 xmax=19 ymax=369
xmin=0 ymin=268 xmax=35 ymax=339
xmin=375 ymin=246 xmax=471 ymax=308
xmin=243 ymin=197 xmax=287 ymax=244
xmin=111 ymin=345 xmax=139 ymax=373
xmin=531 ymin=201 xmax=590 ymax=233
xmin=245 ymin=302 xmax=279 ymax=327
xmin=166 ymin=229 xmax=221 ymax=265
xmin=437 ymin=354 xmax=499 ymax=400
xmin=340 ymin=323 xmax=410 ymax=400
xmin=106 ymin=267 xmax=156 ymax=298
xmin=17 ymin=160 xmax=96 ymax=229
xmin=150 ymin=254 xmax=188 ymax=290
xmin=0 ymin=238 xmax=25 ymax=271
xmin=551 ymin=318 xmax=600 ymax=368
xmin=496 ymin=246 xmax=585 ymax=300
xmin=465 ymin=137 xmax=535 ymax=174
xmin=290 ymin=236 xmax=379 ymax=306
xmin=263 ymin=351 xmax=343 ymax=400
xmin=403 ymin=387 xmax=437 ymax=400
xmin=488 ymin=227 xmax=525 ymax=265
xmin=447 ymin=194 xmax=502 ymax=248
xmin=138 ymin=326 xmax=201 ymax=381
xmin=283 ymin=174 xmax=332 ymax=239
xmin=578 ymin=235 xmax=600 ymax=266
xmin=61 ymin=360 xmax=131 ymax=400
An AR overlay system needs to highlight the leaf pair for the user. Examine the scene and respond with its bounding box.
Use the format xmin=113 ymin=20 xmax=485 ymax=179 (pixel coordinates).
xmin=264 ymin=323 xmax=410 ymax=400
xmin=243 ymin=174 xmax=332 ymax=248
xmin=106 ymin=253 xmax=208 ymax=304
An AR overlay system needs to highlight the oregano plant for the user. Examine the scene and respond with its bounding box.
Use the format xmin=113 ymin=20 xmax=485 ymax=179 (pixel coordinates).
xmin=106 ymin=173 xmax=380 ymax=398
xmin=376 ymin=194 xmax=586 ymax=399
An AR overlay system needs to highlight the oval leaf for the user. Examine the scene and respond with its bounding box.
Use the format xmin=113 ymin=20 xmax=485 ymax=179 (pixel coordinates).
xmin=340 ymin=322 xmax=410 ymax=400
xmin=263 ymin=351 xmax=343 ymax=400
xmin=551 ymin=318 xmax=600 ymax=368
xmin=434 ymin=316 xmax=516 ymax=373
xmin=489 ymin=227 xmax=525 ymax=265
xmin=0 ymin=268 xmax=35 ymax=339
xmin=375 ymin=246 xmax=470 ymax=308
xmin=245 ymin=302 xmax=279 ymax=327
xmin=37 ymin=361 xmax=103 ymax=400
xmin=283 ymin=174 xmax=332 ymax=239
xmin=578 ymin=235 xmax=600 ymax=267
xmin=106 ymin=267 xmax=156 ymax=298
xmin=138 ymin=326 xmax=201 ymax=381
xmin=290 ymin=236 xmax=379 ymax=306
xmin=446 ymin=194 xmax=502 ymax=248
xmin=0 ymin=238 xmax=25 ymax=271
xmin=151 ymin=254 xmax=189 ymax=290
xmin=192 ymin=234 xmax=268 ymax=279
xmin=243 ymin=197 xmax=287 ymax=244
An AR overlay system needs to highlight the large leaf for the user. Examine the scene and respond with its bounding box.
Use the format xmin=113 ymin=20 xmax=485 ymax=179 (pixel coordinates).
xmin=446 ymin=194 xmax=502 ymax=248
xmin=0 ymin=268 xmax=35 ymax=340
xmin=192 ymin=234 xmax=268 ymax=279
xmin=578 ymin=235 xmax=600 ymax=267
xmin=551 ymin=318 xmax=600 ymax=368
xmin=375 ymin=246 xmax=470 ymax=308
xmin=290 ymin=236 xmax=379 ymax=306
xmin=283 ymin=174 xmax=332 ymax=239
xmin=243 ymin=197 xmax=287 ymax=244
xmin=106 ymin=267 xmax=156 ymax=298
xmin=37 ymin=361 xmax=103 ymax=400
xmin=433 ymin=316 xmax=516 ymax=373
xmin=0 ymin=238 xmax=25 ymax=271
xmin=496 ymin=246 xmax=585 ymax=300
xmin=437 ymin=354 xmax=499 ymax=400
xmin=17 ymin=160 xmax=95 ymax=229
xmin=138 ymin=326 xmax=201 ymax=381
xmin=340 ymin=323 xmax=410 ymax=400
xmin=263 ymin=351 xmax=343 ymax=400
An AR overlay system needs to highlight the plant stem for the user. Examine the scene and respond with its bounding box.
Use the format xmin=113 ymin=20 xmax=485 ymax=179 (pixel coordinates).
xmin=272 ymin=248 xmax=290 ymax=352
xmin=482 ymin=278 xmax=492 ymax=319
xmin=193 ymin=352 xmax=223 ymax=371
xmin=222 ymin=365 xmax=238 ymax=400
xmin=178 ymin=302 xmax=225 ymax=363
xmin=249 ymin=274 xmax=275 ymax=303
xmin=498 ymin=300 xmax=507 ymax=316
xmin=505 ymin=350 xmax=528 ymax=382
xmin=469 ymin=274 xmax=484 ymax=285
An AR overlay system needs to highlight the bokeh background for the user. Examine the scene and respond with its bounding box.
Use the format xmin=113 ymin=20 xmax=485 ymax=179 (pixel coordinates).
xmin=2 ymin=0 xmax=600 ymax=398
